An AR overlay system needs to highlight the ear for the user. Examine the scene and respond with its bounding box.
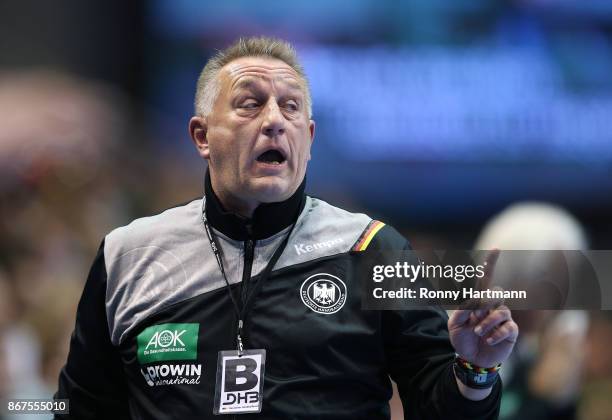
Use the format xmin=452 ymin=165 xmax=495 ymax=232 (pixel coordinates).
xmin=307 ymin=119 xmax=316 ymax=160
xmin=189 ymin=116 xmax=210 ymax=160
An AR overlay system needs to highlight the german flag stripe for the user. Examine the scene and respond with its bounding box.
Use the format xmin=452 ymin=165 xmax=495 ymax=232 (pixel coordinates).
xmin=352 ymin=220 xmax=385 ymax=252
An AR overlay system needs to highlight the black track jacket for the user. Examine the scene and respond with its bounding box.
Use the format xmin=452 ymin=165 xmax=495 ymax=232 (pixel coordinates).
xmin=55 ymin=174 xmax=501 ymax=419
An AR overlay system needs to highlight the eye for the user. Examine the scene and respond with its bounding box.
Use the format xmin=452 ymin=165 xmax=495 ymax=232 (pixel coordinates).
xmin=284 ymin=100 xmax=299 ymax=112
xmin=240 ymin=99 xmax=259 ymax=109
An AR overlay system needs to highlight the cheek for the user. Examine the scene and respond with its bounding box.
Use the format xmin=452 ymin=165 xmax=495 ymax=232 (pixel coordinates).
xmin=294 ymin=136 xmax=312 ymax=164
xmin=208 ymin=127 xmax=239 ymax=160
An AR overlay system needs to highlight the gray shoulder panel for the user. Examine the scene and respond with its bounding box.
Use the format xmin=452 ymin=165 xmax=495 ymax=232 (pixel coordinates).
xmin=275 ymin=197 xmax=372 ymax=270
xmin=104 ymin=199 xmax=238 ymax=346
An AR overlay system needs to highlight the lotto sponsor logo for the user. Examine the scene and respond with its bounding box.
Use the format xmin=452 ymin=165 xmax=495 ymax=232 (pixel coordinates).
xmin=137 ymin=323 xmax=199 ymax=364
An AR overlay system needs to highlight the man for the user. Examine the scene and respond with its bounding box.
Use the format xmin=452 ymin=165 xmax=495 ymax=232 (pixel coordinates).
xmin=56 ymin=37 xmax=518 ymax=419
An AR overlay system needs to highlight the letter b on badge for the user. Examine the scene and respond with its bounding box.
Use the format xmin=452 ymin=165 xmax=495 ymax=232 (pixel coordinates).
xmin=214 ymin=349 xmax=266 ymax=415
xmin=224 ymin=358 xmax=258 ymax=392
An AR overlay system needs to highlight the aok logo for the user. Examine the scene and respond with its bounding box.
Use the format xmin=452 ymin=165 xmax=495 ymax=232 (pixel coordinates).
xmin=137 ymin=323 xmax=199 ymax=364
xmin=146 ymin=329 xmax=186 ymax=350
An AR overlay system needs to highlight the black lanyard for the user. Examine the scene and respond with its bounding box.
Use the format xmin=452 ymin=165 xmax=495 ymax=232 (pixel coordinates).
xmin=201 ymin=205 xmax=296 ymax=355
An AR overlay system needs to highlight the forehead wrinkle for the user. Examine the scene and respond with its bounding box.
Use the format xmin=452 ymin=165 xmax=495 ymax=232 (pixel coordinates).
xmin=229 ymin=73 xmax=304 ymax=95
xmin=226 ymin=63 xmax=304 ymax=91
xmin=227 ymin=63 xmax=298 ymax=77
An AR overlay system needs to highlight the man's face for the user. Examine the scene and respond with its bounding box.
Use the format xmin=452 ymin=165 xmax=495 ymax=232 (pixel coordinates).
xmin=191 ymin=56 xmax=315 ymax=213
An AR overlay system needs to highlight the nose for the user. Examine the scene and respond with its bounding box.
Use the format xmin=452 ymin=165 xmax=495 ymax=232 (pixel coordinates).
xmin=261 ymin=100 xmax=285 ymax=137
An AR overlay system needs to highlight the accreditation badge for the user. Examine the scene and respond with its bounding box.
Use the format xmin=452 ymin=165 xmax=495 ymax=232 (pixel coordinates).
xmin=213 ymin=349 xmax=266 ymax=415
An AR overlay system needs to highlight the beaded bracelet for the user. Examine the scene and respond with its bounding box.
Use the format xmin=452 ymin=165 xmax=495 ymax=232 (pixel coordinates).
xmin=453 ymin=354 xmax=501 ymax=389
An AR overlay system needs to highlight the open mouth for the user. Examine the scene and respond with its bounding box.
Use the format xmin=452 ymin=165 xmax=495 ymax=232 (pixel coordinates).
xmin=256 ymin=149 xmax=286 ymax=165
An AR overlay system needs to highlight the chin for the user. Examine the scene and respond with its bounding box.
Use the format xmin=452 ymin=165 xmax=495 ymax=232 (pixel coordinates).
xmin=249 ymin=178 xmax=294 ymax=203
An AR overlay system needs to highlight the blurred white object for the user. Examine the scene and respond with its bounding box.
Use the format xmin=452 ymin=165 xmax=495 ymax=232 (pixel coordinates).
xmin=476 ymin=202 xmax=587 ymax=251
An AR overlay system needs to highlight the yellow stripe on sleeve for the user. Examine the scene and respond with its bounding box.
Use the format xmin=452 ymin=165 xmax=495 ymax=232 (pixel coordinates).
xmin=357 ymin=221 xmax=385 ymax=251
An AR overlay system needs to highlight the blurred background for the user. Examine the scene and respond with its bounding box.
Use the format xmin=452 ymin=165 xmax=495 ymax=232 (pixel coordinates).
xmin=1 ymin=0 xmax=611 ymax=419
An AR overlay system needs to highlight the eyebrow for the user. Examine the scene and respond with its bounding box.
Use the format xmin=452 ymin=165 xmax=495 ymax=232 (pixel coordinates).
xmin=232 ymin=78 xmax=260 ymax=91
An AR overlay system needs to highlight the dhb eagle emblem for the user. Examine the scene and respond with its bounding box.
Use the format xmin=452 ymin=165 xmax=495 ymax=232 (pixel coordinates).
xmin=312 ymin=282 xmax=336 ymax=305
xmin=300 ymin=273 xmax=347 ymax=314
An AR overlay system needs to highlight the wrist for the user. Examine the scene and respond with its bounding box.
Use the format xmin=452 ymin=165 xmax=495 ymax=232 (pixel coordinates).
xmin=455 ymin=374 xmax=493 ymax=401
xmin=453 ymin=354 xmax=501 ymax=391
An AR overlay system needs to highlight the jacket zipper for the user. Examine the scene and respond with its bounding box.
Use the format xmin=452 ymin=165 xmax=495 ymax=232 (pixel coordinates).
xmin=235 ymin=224 xmax=255 ymax=420
xmin=241 ymin=225 xmax=255 ymax=307
xmin=235 ymin=223 xmax=255 ymax=348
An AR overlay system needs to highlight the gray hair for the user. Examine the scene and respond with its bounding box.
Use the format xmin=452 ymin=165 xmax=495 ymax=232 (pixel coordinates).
xmin=194 ymin=36 xmax=312 ymax=118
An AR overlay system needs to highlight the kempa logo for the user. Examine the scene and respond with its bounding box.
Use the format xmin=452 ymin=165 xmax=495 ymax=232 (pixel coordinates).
xmin=294 ymin=238 xmax=344 ymax=256
xmin=137 ymin=323 xmax=199 ymax=364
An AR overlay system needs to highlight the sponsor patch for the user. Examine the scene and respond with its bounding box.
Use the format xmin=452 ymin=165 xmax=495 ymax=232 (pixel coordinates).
xmin=137 ymin=323 xmax=199 ymax=364
xmin=140 ymin=363 xmax=202 ymax=387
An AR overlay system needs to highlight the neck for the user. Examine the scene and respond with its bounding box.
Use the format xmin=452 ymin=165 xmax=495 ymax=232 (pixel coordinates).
xmin=211 ymin=184 xmax=258 ymax=218
xmin=204 ymin=169 xmax=306 ymax=240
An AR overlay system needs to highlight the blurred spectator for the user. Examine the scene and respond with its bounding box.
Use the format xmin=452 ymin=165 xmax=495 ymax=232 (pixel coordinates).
xmin=0 ymin=70 xmax=131 ymax=282
xmin=475 ymin=202 xmax=589 ymax=420
xmin=0 ymin=271 xmax=14 ymax=402
xmin=0 ymin=70 xmax=172 ymax=408
xmin=0 ymin=263 xmax=48 ymax=420
xmin=577 ymin=311 xmax=612 ymax=420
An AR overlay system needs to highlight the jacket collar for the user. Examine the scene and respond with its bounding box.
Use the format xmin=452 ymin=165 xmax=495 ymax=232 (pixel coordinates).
xmin=204 ymin=169 xmax=306 ymax=241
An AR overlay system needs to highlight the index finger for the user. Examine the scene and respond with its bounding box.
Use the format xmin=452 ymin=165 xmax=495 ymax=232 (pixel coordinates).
xmin=458 ymin=249 xmax=502 ymax=312
xmin=478 ymin=248 xmax=500 ymax=291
